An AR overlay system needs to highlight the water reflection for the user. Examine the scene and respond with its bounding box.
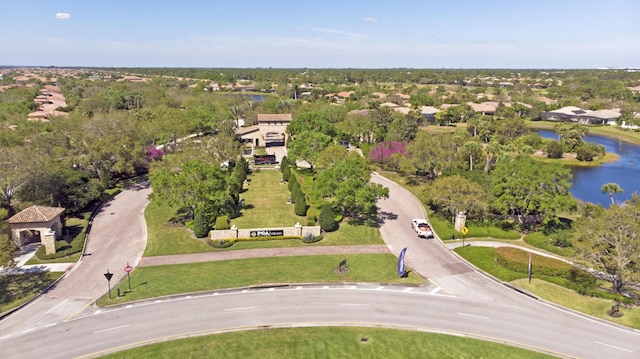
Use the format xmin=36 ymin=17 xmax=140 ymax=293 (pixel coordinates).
xmin=537 ymin=130 xmax=640 ymax=207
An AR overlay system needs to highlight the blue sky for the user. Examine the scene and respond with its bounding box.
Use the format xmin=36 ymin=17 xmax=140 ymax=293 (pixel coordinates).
xmin=1 ymin=0 xmax=639 ymax=68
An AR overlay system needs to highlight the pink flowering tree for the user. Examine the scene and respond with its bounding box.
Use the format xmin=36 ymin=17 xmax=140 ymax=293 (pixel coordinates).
xmin=368 ymin=141 xmax=407 ymax=168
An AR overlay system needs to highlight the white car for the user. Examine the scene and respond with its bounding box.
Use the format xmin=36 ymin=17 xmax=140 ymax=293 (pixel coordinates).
xmin=411 ymin=218 xmax=434 ymax=238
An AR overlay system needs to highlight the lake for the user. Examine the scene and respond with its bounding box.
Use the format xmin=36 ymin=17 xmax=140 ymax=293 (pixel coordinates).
xmin=224 ymin=94 xmax=266 ymax=102
xmin=537 ymin=130 xmax=640 ymax=207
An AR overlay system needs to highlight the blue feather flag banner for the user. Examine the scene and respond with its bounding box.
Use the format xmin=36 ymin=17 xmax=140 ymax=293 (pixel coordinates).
xmin=398 ymin=247 xmax=407 ymax=276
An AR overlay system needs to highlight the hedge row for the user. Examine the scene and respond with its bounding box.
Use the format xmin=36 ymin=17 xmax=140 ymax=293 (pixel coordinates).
xmin=495 ymin=247 xmax=597 ymax=290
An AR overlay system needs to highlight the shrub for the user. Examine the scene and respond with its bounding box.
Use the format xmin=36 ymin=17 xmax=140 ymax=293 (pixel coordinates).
xmin=282 ymin=163 xmax=291 ymax=181
xmin=288 ymin=172 xmax=298 ymax=191
xmin=294 ymin=195 xmax=307 ymax=216
xmin=291 ymin=182 xmax=303 ymax=203
xmin=546 ymin=141 xmax=563 ymax=158
xmin=193 ymin=209 xmax=210 ymax=238
xmin=215 ymin=215 xmax=230 ymax=230
xmin=306 ymin=207 xmax=317 ymax=226
xmin=319 ymin=204 xmax=338 ymax=232
xmin=302 ymin=232 xmax=323 ymax=243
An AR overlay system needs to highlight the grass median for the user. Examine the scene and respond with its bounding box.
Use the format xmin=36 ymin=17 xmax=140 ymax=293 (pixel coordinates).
xmin=99 ymin=253 xmax=423 ymax=306
xmin=100 ymin=326 xmax=557 ymax=359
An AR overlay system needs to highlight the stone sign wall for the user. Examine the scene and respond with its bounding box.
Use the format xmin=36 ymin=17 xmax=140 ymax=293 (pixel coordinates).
xmin=211 ymin=224 xmax=320 ymax=241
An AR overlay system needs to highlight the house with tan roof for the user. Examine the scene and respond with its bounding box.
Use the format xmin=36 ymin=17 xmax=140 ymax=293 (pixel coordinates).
xmin=8 ymin=205 xmax=65 ymax=254
xmin=235 ymin=114 xmax=292 ymax=147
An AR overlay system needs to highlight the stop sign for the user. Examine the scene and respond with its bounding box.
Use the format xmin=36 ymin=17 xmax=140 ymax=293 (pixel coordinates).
xmin=124 ymin=264 xmax=133 ymax=273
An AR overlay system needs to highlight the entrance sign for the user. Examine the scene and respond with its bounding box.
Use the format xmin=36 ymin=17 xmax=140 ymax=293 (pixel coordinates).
xmin=250 ymin=229 xmax=284 ymax=237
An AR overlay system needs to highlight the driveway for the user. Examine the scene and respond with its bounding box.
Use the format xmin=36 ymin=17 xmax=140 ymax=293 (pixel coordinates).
xmin=0 ymin=181 xmax=151 ymax=333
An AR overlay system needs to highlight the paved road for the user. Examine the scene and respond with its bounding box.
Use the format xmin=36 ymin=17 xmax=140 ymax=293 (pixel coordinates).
xmin=2 ymin=174 xmax=640 ymax=358
xmin=2 ymin=285 xmax=639 ymax=359
xmin=0 ymin=181 xmax=151 ymax=334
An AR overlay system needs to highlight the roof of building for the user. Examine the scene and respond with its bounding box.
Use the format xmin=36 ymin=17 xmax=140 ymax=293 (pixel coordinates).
xmin=467 ymin=102 xmax=496 ymax=113
xmin=347 ymin=109 xmax=371 ymax=116
xmin=380 ymin=102 xmax=400 ymax=108
xmin=235 ymin=125 xmax=260 ymax=136
xmin=257 ymin=113 xmax=292 ymax=122
xmin=392 ymin=106 xmax=411 ymax=114
xmin=8 ymin=205 xmax=65 ymax=224
xmin=420 ymin=106 xmax=440 ymax=115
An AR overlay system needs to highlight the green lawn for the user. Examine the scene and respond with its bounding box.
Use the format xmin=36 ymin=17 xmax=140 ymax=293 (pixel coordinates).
xmin=99 ymin=254 xmax=424 ymax=305
xmin=100 ymin=327 xmax=556 ymax=359
xmin=0 ymin=272 xmax=64 ymax=313
xmin=456 ymin=246 xmax=640 ymax=329
xmin=232 ymin=169 xmax=307 ymax=228
xmin=144 ymin=169 xmax=384 ymax=256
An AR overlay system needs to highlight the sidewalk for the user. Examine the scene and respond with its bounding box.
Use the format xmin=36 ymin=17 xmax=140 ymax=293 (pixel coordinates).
xmin=0 ymin=243 xmax=73 ymax=275
xmin=139 ymin=245 xmax=390 ymax=267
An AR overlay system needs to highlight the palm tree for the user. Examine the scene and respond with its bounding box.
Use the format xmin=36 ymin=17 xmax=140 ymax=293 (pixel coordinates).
xmin=601 ymin=183 xmax=623 ymax=205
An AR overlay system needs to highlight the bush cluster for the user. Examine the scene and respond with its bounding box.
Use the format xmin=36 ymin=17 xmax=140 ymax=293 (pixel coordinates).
xmin=495 ymin=247 xmax=596 ymax=291
xmin=215 ymin=215 xmax=230 ymax=230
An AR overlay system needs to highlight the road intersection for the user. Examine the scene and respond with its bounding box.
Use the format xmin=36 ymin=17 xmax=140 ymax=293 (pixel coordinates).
xmin=1 ymin=175 xmax=639 ymax=358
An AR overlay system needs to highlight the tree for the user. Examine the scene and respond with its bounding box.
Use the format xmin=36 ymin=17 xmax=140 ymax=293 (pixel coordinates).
xmin=425 ymin=175 xmax=487 ymax=223
xmin=313 ymin=155 xmax=388 ymax=225
xmin=319 ymin=204 xmax=338 ymax=232
xmin=286 ymin=131 xmax=332 ymax=171
xmin=601 ymin=183 xmax=623 ymax=206
xmin=490 ymin=157 xmax=575 ymax=229
xmin=294 ymin=195 xmax=307 ymax=216
xmin=291 ymin=181 xmax=304 ymax=204
xmin=0 ymin=208 xmax=17 ymax=268
xmin=0 ymin=147 xmax=30 ymax=210
xmin=287 ymin=171 xmax=298 ymax=191
xmin=546 ymin=140 xmax=564 ymax=159
xmin=316 ymin=145 xmax=348 ymax=170
xmin=193 ymin=208 xmax=210 ymax=238
xmin=401 ymin=132 xmax=456 ymax=178
xmin=573 ymin=196 xmax=640 ymax=295
xmin=150 ymin=159 xmax=229 ymax=220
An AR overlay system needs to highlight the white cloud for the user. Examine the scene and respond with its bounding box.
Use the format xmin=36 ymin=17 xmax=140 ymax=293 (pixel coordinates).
xmin=363 ymin=17 xmax=378 ymax=23
xmin=55 ymin=13 xmax=71 ymax=20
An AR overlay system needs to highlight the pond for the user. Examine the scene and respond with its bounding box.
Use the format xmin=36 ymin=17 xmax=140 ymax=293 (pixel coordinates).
xmin=537 ymin=129 xmax=640 ymax=207
xmin=224 ymin=94 xmax=266 ymax=102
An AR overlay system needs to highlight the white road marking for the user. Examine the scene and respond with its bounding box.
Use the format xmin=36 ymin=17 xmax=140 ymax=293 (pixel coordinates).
xmin=242 ymin=289 xmax=248 ymax=293
xmin=46 ymin=299 xmax=68 ymax=314
xmin=376 ymin=286 xmax=384 ymax=290
xmin=94 ymin=310 xmax=102 ymax=315
xmin=455 ymin=276 xmax=472 ymax=287
xmin=45 ymin=323 xmax=57 ymax=328
xmin=295 ymin=286 xmax=302 ymax=290
xmin=0 ymin=335 xmax=12 ymax=340
xmin=22 ymin=328 xmax=35 ymax=333
xmin=185 ymin=296 xmax=191 ymax=299
xmin=224 ymin=307 xmax=255 ymax=312
xmin=322 ymin=286 xmax=329 ymax=289
xmin=213 ymin=293 xmax=219 ymax=296
xmin=267 ymin=288 xmax=274 ymax=291
xmin=94 ymin=324 xmax=130 ymax=334
xmin=428 ymin=287 xmax=441 ymax=295
xmin=457 ymin=312 xmax=490 ymax=320
xmin=403 ymin=288 xmax=413 ymax=292
xmin=594 ymin=341 xmax=633 ymax=353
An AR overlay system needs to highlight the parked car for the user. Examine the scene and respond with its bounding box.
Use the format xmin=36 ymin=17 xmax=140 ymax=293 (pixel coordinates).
xmin=411 ymin=218 xmax=434 ymax=238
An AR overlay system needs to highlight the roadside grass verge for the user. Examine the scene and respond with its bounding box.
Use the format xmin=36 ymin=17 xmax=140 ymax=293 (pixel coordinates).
xmin=523 ymin=232 xmax=575 ymax=257
xmin=98 ymin=254 xmax=424 ymax=305
xmin=0 ymin=272 xmax=64 ymax=313
xmin=513 ymin=279 xmax=640 ymax=329
xmin=455 ymin=246 xmax=640 ymax=329
xmin=100 ymin=326 xmax=556 ymax=359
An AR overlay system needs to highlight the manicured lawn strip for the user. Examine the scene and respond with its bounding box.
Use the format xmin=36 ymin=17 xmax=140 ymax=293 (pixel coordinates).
xmin=99 ymin=254 xmax=424 ymax=305
xmin=144 ymin=200 xmax=214 ymax=256
xmin=0 ymin=272 xmax=64 ymax=313
xmin=320 ymin=222 xmax=384 ymax=245
xmin=523 ymin=232 xmax=575 ymax=257
xmin=456 ymin=247 xmax=640 ymax=329
xmin=101 ymin=327 xmax=556 ymax=359
xmin=232 ymin=169 xmax=306 ymax=228
xmin=513 ymin=279 xmax=640 ymax=329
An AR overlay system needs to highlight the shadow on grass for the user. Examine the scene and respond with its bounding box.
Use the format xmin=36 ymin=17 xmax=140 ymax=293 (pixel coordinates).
xmin=0 ymin=272 xmax=56 ymax=311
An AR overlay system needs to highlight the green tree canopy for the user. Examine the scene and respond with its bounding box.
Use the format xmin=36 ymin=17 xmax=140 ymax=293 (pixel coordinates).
xmin=489 ymin=157 xmax=575 ymax=229
xmin=425 ymin=174 xmax=487 ymax=223
xmin=573 ymin=195 xmax=640 ymax=295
